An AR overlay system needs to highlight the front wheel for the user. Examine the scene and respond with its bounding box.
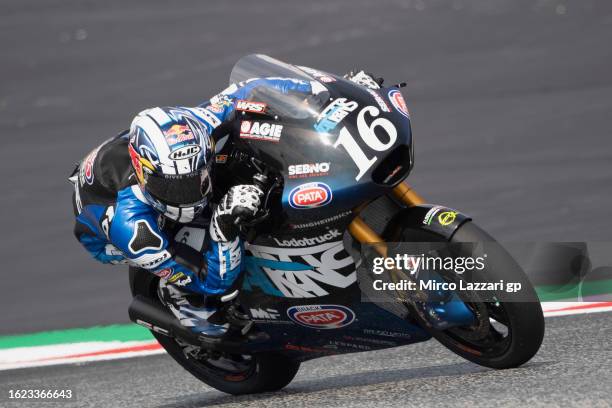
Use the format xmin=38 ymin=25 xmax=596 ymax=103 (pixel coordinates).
xmin=401 ymin=222 xmax=545 ymax=369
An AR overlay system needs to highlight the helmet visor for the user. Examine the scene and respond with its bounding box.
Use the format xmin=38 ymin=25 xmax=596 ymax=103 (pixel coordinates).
xmin=144 ymin=167 xmax=212 ymax=207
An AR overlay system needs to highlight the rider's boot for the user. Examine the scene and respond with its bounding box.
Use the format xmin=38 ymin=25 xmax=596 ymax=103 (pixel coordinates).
xmin=158 ymin=280 xmax=265 ymax=342
xmin=158 ymin=279 xmax=229 ymax=338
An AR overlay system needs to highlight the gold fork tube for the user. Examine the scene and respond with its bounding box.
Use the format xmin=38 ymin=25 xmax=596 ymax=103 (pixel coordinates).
xmin=348 ymin=182 xmax=424 ymax=254
xmin=391 ymin=182 xmax=425 ymax=207
xmin=347 ymin=217 xmax=388 ymax=257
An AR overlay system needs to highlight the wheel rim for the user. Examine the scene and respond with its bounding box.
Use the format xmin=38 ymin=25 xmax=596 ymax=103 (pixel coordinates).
xmin=173 ymin=338 xmax=257 ymax=382
xmin=200 ymin=354 xmax=256 ymax=382
xmin=444 ymin=298 xmax=513 ymax=357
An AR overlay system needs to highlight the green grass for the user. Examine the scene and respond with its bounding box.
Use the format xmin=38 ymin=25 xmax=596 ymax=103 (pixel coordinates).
xmin=0 ymin=324 xmax=154 ymax=349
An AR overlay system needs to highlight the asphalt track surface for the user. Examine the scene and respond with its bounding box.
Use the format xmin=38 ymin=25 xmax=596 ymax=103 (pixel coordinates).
xmin=0 ymin=313 xmax=609 ymax=407
xmin=2 ymin=0 xmax=612 ymax=336
xmin=3 ymin=2 xmax=612 ymax=406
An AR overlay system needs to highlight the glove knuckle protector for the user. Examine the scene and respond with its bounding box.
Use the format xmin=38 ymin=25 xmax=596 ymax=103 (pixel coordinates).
xmin=210 ymin=184 xmax=264 ymax=242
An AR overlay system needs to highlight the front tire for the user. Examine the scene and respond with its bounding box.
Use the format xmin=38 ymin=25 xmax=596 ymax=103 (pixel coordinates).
xmin=400 ymin=222 xmax=545 ymax=369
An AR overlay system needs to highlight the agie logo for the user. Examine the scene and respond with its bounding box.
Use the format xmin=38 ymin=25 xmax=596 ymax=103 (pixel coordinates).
xmin=288 ymin=182 xmax=332 ymax=209
xmin=240 ymin=120 xmax=283 ymax=142
xmin=287 ymin=305 xmax=355 ymax=329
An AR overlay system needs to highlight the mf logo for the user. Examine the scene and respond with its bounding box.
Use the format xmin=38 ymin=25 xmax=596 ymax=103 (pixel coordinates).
xmin=250 ymin=308 xmax=280 ymax=320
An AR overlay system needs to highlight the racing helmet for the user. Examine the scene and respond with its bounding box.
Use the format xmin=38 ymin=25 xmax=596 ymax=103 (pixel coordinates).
xmin=128 ymin=107 xmax=214 ymax=223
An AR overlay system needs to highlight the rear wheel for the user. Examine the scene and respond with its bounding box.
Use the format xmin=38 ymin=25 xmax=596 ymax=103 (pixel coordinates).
xmin=153 ymin=333 xmax=300 ymax=394
xmin=399 ymin=222 xmax=544 ymax=369
xmin=129 ymin=267 xmax=300 ymax=394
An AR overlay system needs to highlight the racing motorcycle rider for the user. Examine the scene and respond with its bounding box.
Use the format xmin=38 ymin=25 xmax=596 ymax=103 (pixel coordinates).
xmin=70 ymin=71 xmax=382 ymax=338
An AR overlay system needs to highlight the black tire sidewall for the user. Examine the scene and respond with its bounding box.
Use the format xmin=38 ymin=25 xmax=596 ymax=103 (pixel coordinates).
xmin=399 ymin=222 xmax=545 ymax=369
xmin=129 ymin=266 xmax=300 ymax=395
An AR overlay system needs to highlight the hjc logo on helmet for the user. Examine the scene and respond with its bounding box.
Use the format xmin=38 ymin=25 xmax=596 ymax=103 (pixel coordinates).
xmin=288 ymin=182 xmax=333 ymax=209
xmin=168 ymin=145 xmax=201 ymax=160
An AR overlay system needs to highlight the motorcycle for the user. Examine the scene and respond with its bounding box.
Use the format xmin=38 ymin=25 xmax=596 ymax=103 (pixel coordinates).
xmin=128 ymin=54 xmax=545 ymax=395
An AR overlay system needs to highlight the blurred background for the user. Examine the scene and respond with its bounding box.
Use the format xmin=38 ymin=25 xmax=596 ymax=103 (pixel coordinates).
xmin=1 ymin=0 xmax=611 ymax=335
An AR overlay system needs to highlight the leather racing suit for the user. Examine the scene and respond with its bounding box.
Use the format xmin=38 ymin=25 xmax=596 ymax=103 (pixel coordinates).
xmin=70 ymin=77 xmax=315 ymax=306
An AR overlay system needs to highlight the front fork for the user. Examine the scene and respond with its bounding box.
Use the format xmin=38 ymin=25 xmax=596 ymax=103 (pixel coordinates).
xmin=348 ymin=182 xmax=476 ymax=329
xmin=348 ymin=182 xmax=424 ymax=254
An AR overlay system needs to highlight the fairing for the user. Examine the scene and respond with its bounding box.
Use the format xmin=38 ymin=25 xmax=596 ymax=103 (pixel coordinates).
xmin=229 ymin=54 xmax=414 ymax=223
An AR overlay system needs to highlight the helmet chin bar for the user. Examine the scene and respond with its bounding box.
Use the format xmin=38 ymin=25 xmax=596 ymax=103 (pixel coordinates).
xmin=141 ymin=188 xmax=207 ymax=224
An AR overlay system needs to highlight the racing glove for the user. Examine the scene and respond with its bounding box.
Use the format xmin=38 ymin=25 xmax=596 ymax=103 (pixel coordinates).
xmin=344 ymin=70 xmax=384 ymax=89
xmin=210 ymin=185 xmax=264 ymax=242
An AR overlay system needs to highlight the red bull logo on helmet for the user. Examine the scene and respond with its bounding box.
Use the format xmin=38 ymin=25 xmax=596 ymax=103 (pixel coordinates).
xmin=164 ymin=124 xmax=195 ymax=145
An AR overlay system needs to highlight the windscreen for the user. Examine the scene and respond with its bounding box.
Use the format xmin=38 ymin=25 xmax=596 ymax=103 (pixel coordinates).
xmin=229 ymin=54 xmax=330 ymax=120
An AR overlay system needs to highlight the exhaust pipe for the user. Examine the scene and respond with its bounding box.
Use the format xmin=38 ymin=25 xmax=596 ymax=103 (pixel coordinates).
xmin=128 ymin=295 xmax=201 ymax=345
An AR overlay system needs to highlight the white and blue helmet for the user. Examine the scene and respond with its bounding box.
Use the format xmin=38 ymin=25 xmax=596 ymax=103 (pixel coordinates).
xmin=128 ymin=107 xmax=214 ymax=223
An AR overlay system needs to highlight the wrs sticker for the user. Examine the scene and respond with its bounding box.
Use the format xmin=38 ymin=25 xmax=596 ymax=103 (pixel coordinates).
xmin=287 ymin=305 xmax=355 ymax=329
xmin=288 ymin=182 xmax=332 ymax=209
xmin=387 ymin=89 xmax=409 ymax=118
xmin=236 ymin=100 xmax=267 ymax=113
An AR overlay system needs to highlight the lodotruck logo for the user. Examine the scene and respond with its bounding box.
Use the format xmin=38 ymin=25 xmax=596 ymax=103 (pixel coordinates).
xmin=288 ymin=182 xmax=332 ymax=209
xmin=273 ymin=229 xmax=342 ymax=247
xmin=287 ymin=305 xmax=355 ymax=329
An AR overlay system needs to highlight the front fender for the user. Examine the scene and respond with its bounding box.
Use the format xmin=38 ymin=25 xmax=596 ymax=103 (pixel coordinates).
xmin=383 ymin=204 xmax=471 ymax=242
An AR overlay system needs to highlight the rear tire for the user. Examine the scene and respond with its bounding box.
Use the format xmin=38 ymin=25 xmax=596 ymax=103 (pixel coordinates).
xmin=129 ymin=267 xmax=300 ymax=394
xmin=153 ymin=332 xmax=300 ymax=395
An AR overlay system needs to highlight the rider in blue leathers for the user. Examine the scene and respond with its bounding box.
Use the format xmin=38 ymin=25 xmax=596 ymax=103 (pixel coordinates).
xmin=70 ymin=77 xmax=322 ymax=337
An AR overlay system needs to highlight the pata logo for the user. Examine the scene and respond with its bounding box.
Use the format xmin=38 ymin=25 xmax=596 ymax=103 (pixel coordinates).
xmin=273 ymin=229 xmax=342 ymax=247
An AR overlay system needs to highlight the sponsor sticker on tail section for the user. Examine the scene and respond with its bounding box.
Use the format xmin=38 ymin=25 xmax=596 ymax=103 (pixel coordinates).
xmin=154 ymin=268 xmax=173 ymax=279
xmin=387 ymin=89 xmax=409 ymax=118
xmin=80 ymin=145 xmax=102 ymax=185
xmin=287 ymin=305 xmax=355 ymax=329
xmin=288 ymin=182 xmax=332 ymax=209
